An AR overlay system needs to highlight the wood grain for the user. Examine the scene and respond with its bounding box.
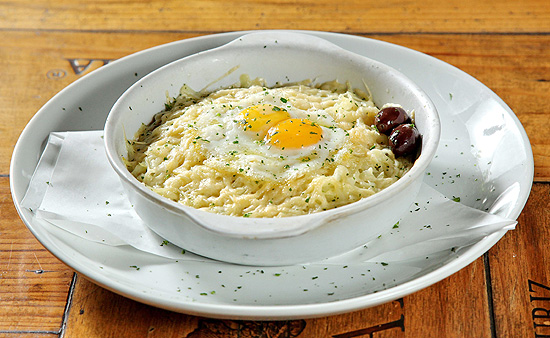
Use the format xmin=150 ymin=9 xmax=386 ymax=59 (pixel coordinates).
xmin=404 ymin=257 xmax=491 ymax=337
xmin=0 ymin=31 xmax=201 ymax=174
xmin=0 ymin=334 xmax=58 ymax=338
xmin=1 ymin=0 xmax=549 ymax=336
xmin=62 ymin=275 xmax=425 ymax=337
xmin=0 ymin=178 xmax=74 ymax=333
xmin=488 ymin=183 xmax=550 ymax=338
xmin=2 ymin=31 xmax=549 ymax=179
xmin=62 ymin=275 xmax=200 ymax=338
xmin=60 ymin=252 xmax=489 ymax=337
xmin=1 ymin=0 xmax=549 ymax=34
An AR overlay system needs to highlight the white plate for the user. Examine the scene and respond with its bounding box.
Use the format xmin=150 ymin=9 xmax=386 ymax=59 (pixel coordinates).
xmin=10 ymin=31 xmax=534 ymax=320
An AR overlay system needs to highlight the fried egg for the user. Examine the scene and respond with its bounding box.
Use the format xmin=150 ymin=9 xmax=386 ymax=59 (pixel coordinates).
xmin=198 ymin=89 xmax=348 ymax=181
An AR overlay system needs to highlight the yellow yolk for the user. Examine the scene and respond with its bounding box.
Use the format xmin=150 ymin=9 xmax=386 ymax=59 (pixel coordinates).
xmin=239 ymin=104 xmax=291 ymax=138
xmin=265 ymin=118 xmax=323 ymax=149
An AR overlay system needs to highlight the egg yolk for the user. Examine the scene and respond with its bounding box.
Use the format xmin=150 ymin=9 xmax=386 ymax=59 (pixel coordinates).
xmin=239 ymin=104 xmax=291 ymax=138
xmin=265 ymin=118 xmax=323 ymax=149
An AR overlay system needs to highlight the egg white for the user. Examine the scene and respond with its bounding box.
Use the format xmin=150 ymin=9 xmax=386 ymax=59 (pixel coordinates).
xmin=196 ymin=89 xmax=348 ymax=181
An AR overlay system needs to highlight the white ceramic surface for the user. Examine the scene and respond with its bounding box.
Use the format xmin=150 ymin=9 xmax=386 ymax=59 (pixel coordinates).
xmin=10 ymin=30 xmax=533 ymax=320
xmin=104 ymin=31 xmax=440 ymax=266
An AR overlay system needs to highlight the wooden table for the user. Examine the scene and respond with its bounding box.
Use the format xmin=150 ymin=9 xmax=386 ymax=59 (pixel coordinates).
xmin=1 ymin=1 xmax=549 ymax=337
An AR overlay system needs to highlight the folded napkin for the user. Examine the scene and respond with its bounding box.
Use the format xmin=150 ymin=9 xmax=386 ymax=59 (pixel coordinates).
xmin=21 ymin=131 xmax=190 ymax=259
xmin=21 ymin=131 xmax=516 ymax=264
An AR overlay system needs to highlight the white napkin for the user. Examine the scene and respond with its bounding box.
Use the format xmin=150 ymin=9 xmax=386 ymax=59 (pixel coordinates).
xmin=21 ymin=131 xmax=517 ymax=264
xmin=21 ymin=131 xmax=191 ymax=260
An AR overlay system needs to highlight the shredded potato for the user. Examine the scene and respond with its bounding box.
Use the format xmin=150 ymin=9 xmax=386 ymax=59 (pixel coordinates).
xmin=125 ymin=81 xmax=413 ymax=217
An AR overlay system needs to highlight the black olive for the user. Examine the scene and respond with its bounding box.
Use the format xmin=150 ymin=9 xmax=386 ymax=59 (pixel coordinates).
xmin=375 ymin=106 xmax=411 ymax=135
xmin=389 ymin=124 xmax=421 ymax=157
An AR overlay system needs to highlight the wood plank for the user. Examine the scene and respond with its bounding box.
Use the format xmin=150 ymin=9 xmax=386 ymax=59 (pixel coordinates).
xmin=0 ymin=334 xmax=58 ymax=338
xmin=488 ymin=183 xmax=550 ymax=337
xmin=0 ymin=0 xmax=549 ymax=33
xmin=62 ymin=275 xmax=199 ymax=338
xmin=0 ymin=177 xmax=74 ymax=332
xmin=62 ymin=253 xmax=489 ymax=337
xmin=0 ymin=31 xmax=202 ymax=174
xmin=404 ymin=257 xmax=491 ymax=337
xmin=65 ymin=274 xmax=404 ymax=337
xmin=1 ymin=1 xmax=547 ymax=336
xmin=3 ymin=29 xmax=543 ymax=335
xmin=2 ymin=31 xmax=547 ymax=178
